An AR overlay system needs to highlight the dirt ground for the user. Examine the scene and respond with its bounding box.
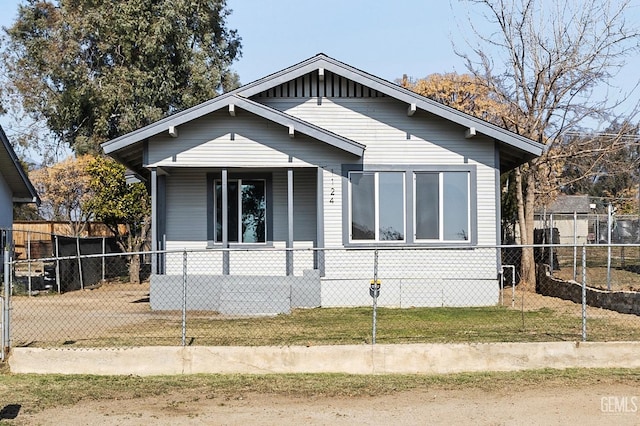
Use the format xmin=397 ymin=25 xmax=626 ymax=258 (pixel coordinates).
xmin=5 ymin=382 xmax=640 ymax=425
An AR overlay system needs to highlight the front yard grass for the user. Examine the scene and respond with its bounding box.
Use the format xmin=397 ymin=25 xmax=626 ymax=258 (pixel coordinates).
xmin=39 ymin=304 xmax=640 ymax=348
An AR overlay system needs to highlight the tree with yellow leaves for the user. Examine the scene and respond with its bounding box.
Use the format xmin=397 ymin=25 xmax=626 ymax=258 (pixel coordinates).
xmin=29 ymin=155 xmax=95 ymax=236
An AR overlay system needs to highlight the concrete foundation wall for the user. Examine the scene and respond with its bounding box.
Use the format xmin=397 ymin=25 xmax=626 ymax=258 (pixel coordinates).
xmin=150 ymin=269 xmax=321 ymax=315
xmin=321 ymin=278 xmax=499 ymax=307
xmin=10 ymin=342 xmax=640 ymax=376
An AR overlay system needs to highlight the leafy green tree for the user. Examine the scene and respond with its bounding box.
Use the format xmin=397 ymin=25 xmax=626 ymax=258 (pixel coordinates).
xmin=85 ymin=156 xmax=150 ymax=284
xmin=2 ymin=0 xmax=242 ymax=155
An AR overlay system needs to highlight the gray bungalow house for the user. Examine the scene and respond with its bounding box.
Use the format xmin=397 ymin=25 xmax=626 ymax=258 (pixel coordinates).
xmin=102 ymin=54 xmax=544 ymax=312
xmin=0 ymin=125 xmax=40 ymax=248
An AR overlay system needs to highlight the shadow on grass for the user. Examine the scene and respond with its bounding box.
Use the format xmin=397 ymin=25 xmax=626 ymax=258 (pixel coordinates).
xmin=0 ymin=404 xmax=21 ymax=420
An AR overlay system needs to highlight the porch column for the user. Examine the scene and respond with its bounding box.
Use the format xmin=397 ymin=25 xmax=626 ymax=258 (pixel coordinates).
xmin=315 ymin=167 xmax=325 ymax=276
xmin=157 ymin=174 xmax=166 ymax=274
xmin=287 ymin=168 xmax=294 ymax=276
xmin=222 ymin=169 xmax=229 ymax=275
xmin=150 ymin=168 xmax=158 ymax=274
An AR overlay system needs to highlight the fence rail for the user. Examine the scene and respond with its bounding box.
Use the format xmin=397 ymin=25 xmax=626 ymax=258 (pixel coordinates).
xmin=1 ymin=244 xmax=640 ymax=353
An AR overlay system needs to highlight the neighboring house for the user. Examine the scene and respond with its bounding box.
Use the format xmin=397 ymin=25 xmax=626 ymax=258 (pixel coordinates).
xmin=0 ymin=125 xmax=40 ymax=250
xmin=534 ymin=195 xmax=592 ymax=244
xmin=102 ymin=54 xmax=544 ymax=312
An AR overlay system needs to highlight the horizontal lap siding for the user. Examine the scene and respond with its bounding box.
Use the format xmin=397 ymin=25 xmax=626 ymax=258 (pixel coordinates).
xmin=260 ymin=97 xmax=498 ymax=245
xmin=322 ymin=166 xmax=344 ymax=246
xmin=147 ymin=110 xmax=351 ymax=169
xmin=165 ymin=169 xmax=208 ymax=246
xmin=322 ymin=248 xmax=496 ymax=280
xmin=272 ymin=168 xmax=317 ymax=244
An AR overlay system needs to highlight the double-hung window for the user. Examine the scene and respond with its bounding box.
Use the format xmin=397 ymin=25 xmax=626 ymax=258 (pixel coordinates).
xmin=349 ymin=171 xmax=405 ymax=242
xmin=214 ymin=179 xmax=266 ymax=243
xmin=414 ymin=171 xmax=469 ymax=242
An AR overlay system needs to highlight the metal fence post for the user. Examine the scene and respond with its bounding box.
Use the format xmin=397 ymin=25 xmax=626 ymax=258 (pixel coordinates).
xmin=607 ymin=203 xmax=612 ymax=291
xmin=27 ymin=231 xmax=32 ymax=295
xmin=3 ymin=247 xmax=10 ymax=358
xmin=182 ymin=250 xmax=187 ymax=346
xmin=573 ymin=211 xmax=577 ymax=281
xmin=55 ymin=235 xmax=61 ymax=293
xmin=76 ymin=236 xmax=84 ymax=290
xmin=582 ymin=244 xmax=587 ymax=342
xmin=101 ymin=237 xmax=106 ymax=282
xmin=371 ymin=249 xmax=379 ymax=345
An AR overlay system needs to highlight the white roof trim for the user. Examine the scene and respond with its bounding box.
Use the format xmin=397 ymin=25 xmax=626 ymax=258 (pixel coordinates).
xmin=101 ymin=53 xmax=544 ymax=164
xmin=0 ymin=125 xmax=40 ymax=205
xmin=235 ymin=54 xmax=544 ymax=157
xmin=102 ymin=94 xmax=365 ymax=157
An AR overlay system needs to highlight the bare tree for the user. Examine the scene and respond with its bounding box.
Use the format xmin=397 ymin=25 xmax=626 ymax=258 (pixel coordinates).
xmin=457 ymin=0 xmax=640 ymax=289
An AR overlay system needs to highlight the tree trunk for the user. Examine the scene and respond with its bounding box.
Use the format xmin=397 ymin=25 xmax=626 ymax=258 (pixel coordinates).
xmin=129 ymin=253 xmax=141 ymax=285
xmin=516 ymin=166 xmax=537 ymax=291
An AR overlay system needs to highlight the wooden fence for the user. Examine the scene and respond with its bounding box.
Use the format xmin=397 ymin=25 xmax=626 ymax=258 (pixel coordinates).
xmin=12 ymin=221 xmax=124 ymax=259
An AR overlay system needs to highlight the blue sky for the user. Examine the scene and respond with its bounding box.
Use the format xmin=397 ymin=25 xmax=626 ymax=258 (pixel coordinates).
xmin=225 ymin=0 xmax=470 ymax=84
xmin=1 ymin=0 xmax=639 ymax=138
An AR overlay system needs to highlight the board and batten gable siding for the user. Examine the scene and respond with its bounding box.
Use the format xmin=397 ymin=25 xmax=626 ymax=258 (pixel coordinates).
xmin=252 ymin=70 xmax=387 ymax=100
xmin=259 ymin=96 xmax=499 ymax=246
xmin=0 ymin=171 xmax=13 ymax=229
xmin=147 ymin=109 xmax=357 ymax=169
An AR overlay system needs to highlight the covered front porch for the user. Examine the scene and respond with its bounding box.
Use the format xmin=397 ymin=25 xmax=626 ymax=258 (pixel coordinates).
xmin=148 ymin=165 xmax=328 ymax=314
xmin=150 ymin=165 xmax=327 ymax=275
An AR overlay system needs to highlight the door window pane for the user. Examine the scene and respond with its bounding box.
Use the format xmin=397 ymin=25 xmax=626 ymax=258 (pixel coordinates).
xmin=216 ymin=179 xmax=264 ymax=243
xmin=415 ymin=173 xmax=439 ymax=239
xmin=351 ymin=173 xmax=375 ymax=240
xmin=379 ymin=172 xmax=404 ymax=240
xmin=443 ymin=172 xmax=469 ymax=240
xmin=241 ymin=180 xmax=266 ymax=243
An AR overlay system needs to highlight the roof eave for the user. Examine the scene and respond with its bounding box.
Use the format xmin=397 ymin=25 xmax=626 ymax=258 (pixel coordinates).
xmin=0 ymin=126 xmax=41 ymax=205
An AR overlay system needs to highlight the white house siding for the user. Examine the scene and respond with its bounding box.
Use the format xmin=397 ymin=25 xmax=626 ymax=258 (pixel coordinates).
xmin=260 ymin=96 xmax=500 ymax=307
xmin=156 ymin=95 xmax=501 ymax=307
xmin=0 ymin=172 xmax=12 ymax=230
xmin=147 ymin=110 xmax=353 ymax=169
xmin=260 ymin=97 xmax=498 ymax=245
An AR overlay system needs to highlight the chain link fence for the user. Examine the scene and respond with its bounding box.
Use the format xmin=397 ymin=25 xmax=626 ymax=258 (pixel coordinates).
xmin=2 ymin=240 xmax=640 ymax=351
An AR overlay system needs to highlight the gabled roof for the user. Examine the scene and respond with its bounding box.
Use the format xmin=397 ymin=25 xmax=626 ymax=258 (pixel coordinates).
xmin=103 ymin=95 xmax=364 ymax=157
xmin=0 ymin=125 xmax=40 ymax=204
xmin=538 ymin=195 xmax=592 ymax=214
xmin=102 ymin=53 xmax=545 ymax=176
